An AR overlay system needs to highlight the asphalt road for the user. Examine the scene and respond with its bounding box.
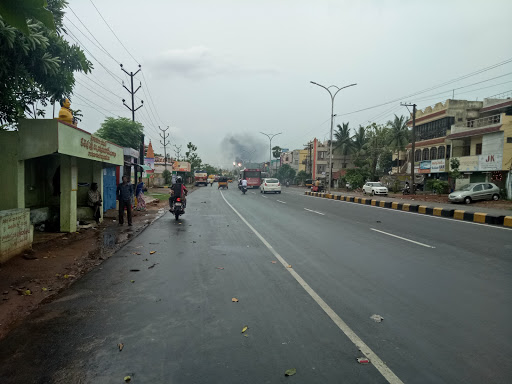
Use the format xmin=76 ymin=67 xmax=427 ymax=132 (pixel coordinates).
xmin=0 ymin=185 xmax=511 ymax=383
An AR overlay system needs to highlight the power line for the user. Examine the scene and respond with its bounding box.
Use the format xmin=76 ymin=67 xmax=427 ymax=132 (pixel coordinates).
xmin=88 ymin=0 xmax=140 ymax=65
xmin=336 ymin=58 xmax=512 ymax=117
xmin=67 ymin=5 xmax=119 ymax=64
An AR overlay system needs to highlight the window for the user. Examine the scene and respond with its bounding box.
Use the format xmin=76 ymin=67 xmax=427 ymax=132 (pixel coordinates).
xmin=486 ymin=184 xmax=493 ymax=190
xmin=473 ymin=184 xmax=483 ymax=192
xmin=318 ymin=152 xmax=325 ymax=160
xmin=430 ymin=147 xmax=437 ymax=160
xmin=461 ymin=138 xmax=471 ymax=156
xmin=422 ymin=148 xmax=430 ymax=160
xmin=475 ymin=143 xmax=482 ymax=155
xmin=446 ymin=145 xmax=451 ymax=159
xmin=507 ymin=137 xmax=512 ymax=143
xmin=415 ymin=149 xmax=421 ymax=162
xmin=438 ymin=146 xmax=445 ymax=159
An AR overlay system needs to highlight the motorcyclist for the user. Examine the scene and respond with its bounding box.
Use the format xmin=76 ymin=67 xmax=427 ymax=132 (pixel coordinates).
xmin=169 ymin=176 xmax=188 ymax=212
xmin=241 ymin=178 xmax=248 ymax=192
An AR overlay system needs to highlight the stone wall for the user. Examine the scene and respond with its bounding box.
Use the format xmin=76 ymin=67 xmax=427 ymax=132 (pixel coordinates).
xmin=0 ymin=208 xmax=33 ymax=263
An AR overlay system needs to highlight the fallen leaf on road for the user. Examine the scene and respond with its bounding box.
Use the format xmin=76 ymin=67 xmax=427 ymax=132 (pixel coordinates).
xmin=124 ymin=376 xmax=131 ymax=382
xmin=130 ymin=269 xmax=140 ymax=272
xmin=23 ymin=290 xmax=32 ymax=296
xmin=271 ymin=261 xmax=276 ymax=264
xmin=132 ymin=252 xmax=141 ymax=255
xmin=232 ymin=298 xmax=239 ymax=302
xmin=130 ymin=280 xmax=135 ymax=283
xmin=356 ymin=357 xmax=370 ymax=364
xmin=286 ymin=265 xmax=292 ymax=268
xmin=242 ymin=326 xmax=248 ymax=333
xmin=216 ymin=267 xmax=224 ymax=270
xmin=55 ymin=274 xmax=60 ymax=277
xmin=284 ymin=368 xmax=297 ymax=376
xmin=150 ymin=251 xmax=156 ymax=254
xmin=370 ymin=314 xmax=384 ymax=323
xmin=41 ymin=287 xmax=47 ymax=291
xmin=148 ymin=263 xmax=158 ymax=269
xmin=243 ymin=334 xmax=248 ymax=337
xmin=118 ymin=343 xmax=124 ymax=351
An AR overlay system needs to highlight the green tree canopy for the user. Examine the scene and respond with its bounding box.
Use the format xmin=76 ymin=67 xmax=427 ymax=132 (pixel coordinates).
xmin=276 ymin=164 xmax=296 ymax=183
xmin=185 ymin=141 xmax=202 ymax=174
xmin=95 ymin=117 xmax=143 ymax=149
xmin=0 ymin=0 xmax=92 ymax=126
xmin=0 ymin=0 xmax=55 ymax=35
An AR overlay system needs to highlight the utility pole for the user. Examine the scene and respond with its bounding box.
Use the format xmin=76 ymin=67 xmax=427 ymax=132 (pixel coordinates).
xmin=159 ymin=126 xmax=170 ymax=170
xmin=174 ymin=144 xmax=182 ymax=161
xmin=310 ymin=81 xmax=357 ymax=193
xmin=304 ymin=141 xmax=313 ymax=176
xmin=121 ymin=64 xmax=144 ymax=175
xmin=401 ymin=102 xmax=417 ymax=194
xmin=260 ymin=132 xmax=282 ymax=176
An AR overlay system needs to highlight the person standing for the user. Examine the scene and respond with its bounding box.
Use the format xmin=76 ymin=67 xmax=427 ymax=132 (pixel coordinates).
xmin=87 ymin=183 xmax=102 ymax=224
xmin=117 ymin=175 xmax=133 ymax=226
xmin=135 ymin=177 xmax=146 ymax=211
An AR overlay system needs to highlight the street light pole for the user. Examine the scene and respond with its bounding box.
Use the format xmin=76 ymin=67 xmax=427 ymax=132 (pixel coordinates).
xmin=310 ymin=81 xmax=356 ymax=193
xmin=260 ymin=132 xmax=282 ymax=176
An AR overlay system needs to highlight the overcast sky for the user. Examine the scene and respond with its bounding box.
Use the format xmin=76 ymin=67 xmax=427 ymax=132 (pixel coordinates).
xmin=59 ymin=0 xmax=512 ymax=168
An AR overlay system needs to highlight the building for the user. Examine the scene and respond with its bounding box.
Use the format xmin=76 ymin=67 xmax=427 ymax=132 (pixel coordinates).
xmin=403 ymin=95 xmax=512 ymax=194
xmin=0 ymin=119 xmax=123 ymax=261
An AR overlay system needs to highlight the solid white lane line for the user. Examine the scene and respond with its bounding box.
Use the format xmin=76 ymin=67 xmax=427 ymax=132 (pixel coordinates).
xmin=370 ymin=228 xmax=435 ymax=248
xmin=276 ymin=200 xmax=287 ymax=204
xmin=304 ymin=208 xmax=325 ymax=215
xmin=220 ymin=191 xmax=403 ymax=384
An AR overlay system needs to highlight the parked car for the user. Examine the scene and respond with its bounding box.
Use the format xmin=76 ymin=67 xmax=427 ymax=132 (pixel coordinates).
xmin=448 ymin=183 xmax=500 ymax=204
xmin=260 ymin=178 xmax=281 ymax=194
xmin=362 ymin=182 xmax=388 ymax=196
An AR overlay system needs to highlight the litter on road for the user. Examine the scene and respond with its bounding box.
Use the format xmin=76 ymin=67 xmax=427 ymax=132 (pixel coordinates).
xmin=370 ymin=314 xmax=384 ymax=323
xmin=241 ymin=326 xmax=248 ymax=333
xmin=232 ymin=298 xmax=239 ymax=302
xmin=356 ymin=357 xmax=370 ymax=364
xmin=284 ymin=368 xmax=297 ymax=376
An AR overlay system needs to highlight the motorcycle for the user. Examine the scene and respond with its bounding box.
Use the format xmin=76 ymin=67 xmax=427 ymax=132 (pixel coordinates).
xmin=171 ymin=197 xmax=185 ymax=220
xmin=241 ymin=186 xmax=247 ymax=195
xmin=285 ymin=181 xmax=290 ymax=187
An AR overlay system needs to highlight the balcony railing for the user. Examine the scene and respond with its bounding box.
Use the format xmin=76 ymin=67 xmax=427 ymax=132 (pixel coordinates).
xmin=466 ymin=114 xmax=501 ymax=128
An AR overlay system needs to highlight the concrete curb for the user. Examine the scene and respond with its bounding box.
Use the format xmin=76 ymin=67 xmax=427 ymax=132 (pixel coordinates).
xmin=304 ymin=191 xmax=512 ymax=227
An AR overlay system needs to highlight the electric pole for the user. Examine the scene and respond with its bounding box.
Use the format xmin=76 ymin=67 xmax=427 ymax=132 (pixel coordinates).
xmin=159 ymin=126 xmax=170 ymax=170
xmin=401 ymin=102 xmax=417 ymax=194
xmin=304 ymin=141 xmax=313 ymax=176
xmin=121 ymin=64 xmax=144 ymax=175
xmin=174 ymin=144 xmax=182 ymax=161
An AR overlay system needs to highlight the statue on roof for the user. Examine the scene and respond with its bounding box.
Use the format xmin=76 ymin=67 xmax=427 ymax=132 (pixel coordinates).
xmin=58 ymin=98 xmax=75 ymax=125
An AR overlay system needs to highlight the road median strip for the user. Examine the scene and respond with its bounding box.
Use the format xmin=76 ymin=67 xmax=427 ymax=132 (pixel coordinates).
xmin=303 ymin=190 xmax=512 ymax=227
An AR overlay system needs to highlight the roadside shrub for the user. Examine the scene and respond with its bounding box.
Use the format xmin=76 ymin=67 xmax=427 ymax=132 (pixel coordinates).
xmin=162 ymin=169 xmax=172 ymax=185
xmin=426 ymin=179 xmax=449 ymax=195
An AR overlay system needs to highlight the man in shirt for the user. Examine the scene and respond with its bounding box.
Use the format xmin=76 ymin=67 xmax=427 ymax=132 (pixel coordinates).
xmin=241 ymin=178 xmax=248 ymax=188
xmin=87 ymin=183 xmax=102 ymax=224
xmin=117 ymin=175 xmax=133 ymax=226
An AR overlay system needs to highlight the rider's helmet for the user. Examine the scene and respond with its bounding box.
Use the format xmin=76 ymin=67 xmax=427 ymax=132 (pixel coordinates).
xmin=176 ymin=176 xmax=182 ymax=183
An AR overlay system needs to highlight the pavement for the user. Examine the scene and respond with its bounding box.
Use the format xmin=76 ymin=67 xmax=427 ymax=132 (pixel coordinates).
xmin=0 ymin=186 xmax=511 ymax=383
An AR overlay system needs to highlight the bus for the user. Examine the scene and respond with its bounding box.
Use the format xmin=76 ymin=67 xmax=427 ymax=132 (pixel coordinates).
xmin=239 ymin=168 xmax=262 ymax=188
xmin=194 ymin=170 xmax=208 ymax=186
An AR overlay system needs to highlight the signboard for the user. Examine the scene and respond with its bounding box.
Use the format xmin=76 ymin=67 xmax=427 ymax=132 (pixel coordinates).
xmin=479 ymin=153 xmax=502 ymax=171
xmin=430 ymin=159 xmax=446 ymax=173
xmin=452 ymin=156 xmax=479 ymax=172
xmin=172 ymin=161 xmax=191 ymax=172
xmin=419 ymin=161 xmax=431 ymax=174
xmin=144 ymin=157 xmax=155 ymax=174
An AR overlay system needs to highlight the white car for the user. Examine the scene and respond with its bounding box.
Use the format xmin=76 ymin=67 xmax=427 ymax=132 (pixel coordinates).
xmin=260 ymin=178 xmax=281 ymax=194
xmin=363 ymin=182 xmax=388 ymax=196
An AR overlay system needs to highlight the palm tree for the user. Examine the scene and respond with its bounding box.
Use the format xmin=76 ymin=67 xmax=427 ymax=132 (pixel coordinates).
xmin=387 ymin=115 xmax=410 ymax=173
xmin=351 ymin=125 xmax=368 ymax=167
xmin=333 ymin=123 xmax=353 ymax=170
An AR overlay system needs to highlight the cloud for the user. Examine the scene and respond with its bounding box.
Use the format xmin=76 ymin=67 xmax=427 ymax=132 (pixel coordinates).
xmin=149 ymin=46 xmax=278 ymax=78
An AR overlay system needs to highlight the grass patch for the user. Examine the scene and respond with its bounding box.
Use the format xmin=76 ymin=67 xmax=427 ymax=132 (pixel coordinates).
xmin=147 ymin=193 xmax=169 ymax=201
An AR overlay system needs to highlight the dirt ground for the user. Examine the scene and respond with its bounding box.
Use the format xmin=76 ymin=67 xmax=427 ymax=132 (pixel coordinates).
xmin=0 ymin=196 xmax=170 ymax=341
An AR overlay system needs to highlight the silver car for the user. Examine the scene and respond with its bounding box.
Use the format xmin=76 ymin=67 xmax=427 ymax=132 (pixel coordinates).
xmin=448 ymin=183 xmax=500 ymax=204
xmin=362 ymin=182 xmax=388 ymax=196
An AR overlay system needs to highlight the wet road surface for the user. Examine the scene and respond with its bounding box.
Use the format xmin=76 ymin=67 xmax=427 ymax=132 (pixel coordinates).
xmin=0 ymin=186 xmax=511 ymax=383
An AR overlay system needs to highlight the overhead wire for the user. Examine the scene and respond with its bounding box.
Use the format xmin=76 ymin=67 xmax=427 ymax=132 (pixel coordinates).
xmin=336 ymin=57 xmax=512 ymax=117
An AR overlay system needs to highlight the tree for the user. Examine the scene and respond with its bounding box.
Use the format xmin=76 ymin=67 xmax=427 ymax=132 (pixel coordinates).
xmin=162 ymin=169 xmax=172 ymax=185
xmin=333 ymin=122 xmax=353 ymax=169
xmin=272 ymin=146 xmax=281 ymax=174
xmin=0 ymin=0 xmax=92 ymax=126
xmin=296 ymin=170 xmax=310 ymax=186
xmin=276 ymin=164 xmax=296 ymax=183
xmin=345 ymin=168 xmax=369 ymax=189
xmin=95 ymin=117 xmax=143 ymax=149
xmin=185 ymin=141 xmax=202 ymax=174
xmin=0 ymin=0 xmax=55 ymax=35
xmin=387 ymin=115 xmax=410 ymax=173
xmin=365 ymin=123 xmax=391 ymax=181
xmin=350 ymin=125 xmax=368 ymax=168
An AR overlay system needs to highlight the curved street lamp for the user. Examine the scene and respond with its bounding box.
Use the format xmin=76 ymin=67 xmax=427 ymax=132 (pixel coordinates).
xmin=310 ymin=81 xmax=356 ymax=193
xmin=260 ymin=132 xmax=282 ymax=176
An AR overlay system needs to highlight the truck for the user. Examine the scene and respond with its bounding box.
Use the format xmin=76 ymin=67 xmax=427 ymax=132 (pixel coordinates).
xmin=194 ymin=170 xmax=208 ymax=186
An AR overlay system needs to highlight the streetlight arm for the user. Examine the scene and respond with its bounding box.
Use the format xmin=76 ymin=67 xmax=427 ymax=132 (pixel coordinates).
xmin=332 ymin=83 xmax=357 ymax=98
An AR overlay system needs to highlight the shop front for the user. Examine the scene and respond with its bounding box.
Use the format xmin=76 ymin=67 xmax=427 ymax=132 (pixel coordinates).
xmin=0 ymin=119 xmax=123 ymax=235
